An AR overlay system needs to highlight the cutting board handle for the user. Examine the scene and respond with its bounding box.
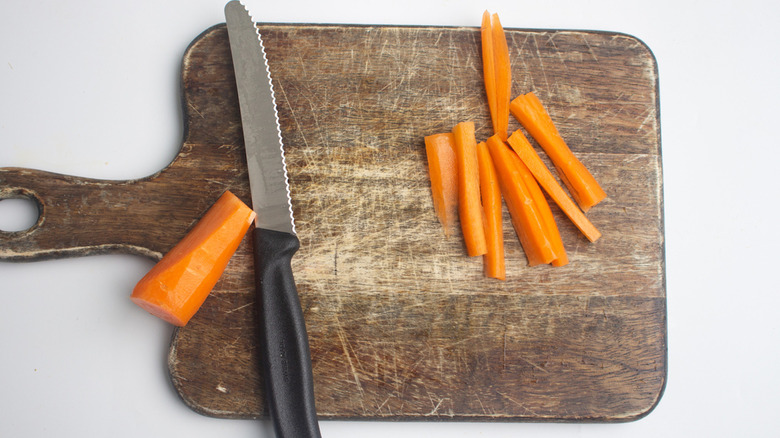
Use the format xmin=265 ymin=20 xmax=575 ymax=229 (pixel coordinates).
xmin=0 ymin=167 xmax=159 ymax=260
xmin=0 ymin=157 xmax=248 ymax=262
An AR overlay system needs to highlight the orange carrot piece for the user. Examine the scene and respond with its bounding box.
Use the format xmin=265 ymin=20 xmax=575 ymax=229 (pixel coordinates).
xmin=481 ymin=11 xmax=512 ymax=141
xmin=452 ymin=121 xmax=487 ymax=257
xmin=510 ymin=92 xmax=607 ymax=211
xmin=491 ymin=13 xmax=511 ymax=141
xmin=131 ymin=191 xmax=256 ymax=326
xmin=480 ymin=11 xmax=498 ymax=139
xmin=486 ymin=134 xmax=555 ymax=266
xmin=476 ymin=141 xmax=505 ymax=279
xmin=425 ymin=133 xmax=459 ymax=237
xmin=507 ymin=129 xmax=602 ymax=242
xmin=506 ymin=142 xmax=569 ymax=267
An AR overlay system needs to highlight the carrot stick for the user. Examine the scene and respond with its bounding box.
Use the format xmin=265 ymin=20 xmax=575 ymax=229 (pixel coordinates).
xmin=131 ymin=191 xmax=256 ymax=326
xmin=510 ymin=92 xmax=607 ymax=211
xmin=481 ymin=11 xmax=512 ymax=141
xmin=506 ymin=141 xmax=569 ymax=267
xmin=486 ymin=134 xmax=556 ymax=266
xmin=476 ymin=141 xmax=505 ymax=279
xmin=507 ymin=130 xmax=602 ymax=242
xmin=424 ymin=132 xmax=459 ymax=237
xmin=452 ymin=121 xmax=487 ymax=257
xmin=480 ymin=11 xmax=498 ymax=139
xmin=491 ymin=13 xmax=511 ymax=141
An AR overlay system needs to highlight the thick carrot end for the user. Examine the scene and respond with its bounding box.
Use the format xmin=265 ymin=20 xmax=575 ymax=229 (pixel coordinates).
xmin=579 ymin=187 xmax=608 ymax=212
xmin=484 ymin=268 xmax=506 ymax=281
xmin=131 ymin=191 xmax=255 ymax=326
xmin=525 ymin=248 xmax=555 ymax=267
xmin=551 ymin=251 xmax=570 ymax=267
xmin=587 ymin=228 xmax=602 ymax=242
xmin=130 ymin=294 xmax=189 ymax=327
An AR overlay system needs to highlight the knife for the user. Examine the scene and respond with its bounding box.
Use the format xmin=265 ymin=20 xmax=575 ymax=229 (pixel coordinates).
xmin=224 ymin=2 xmax=322 ymax=437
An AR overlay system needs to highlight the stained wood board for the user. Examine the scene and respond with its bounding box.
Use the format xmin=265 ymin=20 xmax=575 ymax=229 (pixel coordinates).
xmin=0 ymin=23 xmax=666 ymax=422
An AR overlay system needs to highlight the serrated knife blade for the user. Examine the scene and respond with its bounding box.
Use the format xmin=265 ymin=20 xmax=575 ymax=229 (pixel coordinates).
xmin=224 ymin=2 xmax=321 ymax=437
xmin=225 ymin=0 xmax=293 ymax=235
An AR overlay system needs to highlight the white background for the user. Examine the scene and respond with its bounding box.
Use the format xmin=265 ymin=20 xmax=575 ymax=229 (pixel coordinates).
xmin=1 ymin=0 xmax=778 ymax=436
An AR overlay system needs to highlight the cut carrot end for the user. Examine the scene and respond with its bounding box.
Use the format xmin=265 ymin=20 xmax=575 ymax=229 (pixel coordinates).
xmin=131 ymin=191 xmax=255 ymax=326
xmin=510 ymin=92 xmax=607 ymax=211
xmin=452 ymin=121 xmax=487 ymax=257
xmin=425 ymin=132 xmax=459 ymax=237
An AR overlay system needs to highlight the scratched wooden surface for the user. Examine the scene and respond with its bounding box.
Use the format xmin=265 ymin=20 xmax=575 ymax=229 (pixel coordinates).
xmin=0 ymin=23 xmax=665 ymax=421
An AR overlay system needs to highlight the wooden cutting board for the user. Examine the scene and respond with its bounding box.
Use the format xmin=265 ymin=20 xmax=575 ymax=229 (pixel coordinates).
xmin=0 ymin=23 xmax=665 ymax=422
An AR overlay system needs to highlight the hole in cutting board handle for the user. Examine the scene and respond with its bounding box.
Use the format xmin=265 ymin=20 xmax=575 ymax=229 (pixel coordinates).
xmin=0 ymin=196 xmax=41 ymax=233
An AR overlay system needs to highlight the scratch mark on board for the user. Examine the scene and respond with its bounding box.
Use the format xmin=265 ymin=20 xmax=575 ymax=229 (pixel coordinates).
xmin=188 ymin=102 xmax=205 ymax=119
xmin=224 ymin=302 xmax=252 ymax=314
xmin=276 ymin=81 xmax=310 ymax=149
xmin=335 ymin=314 xmax=366 ymax=406
xmin=497 ymin=391 xmax=539 ymax=416
xmin=531 ymin=34 xmax=551 ymax=92
xmin=546 ymin=34 xmax=570 ymax=74
xmin=426 ymin=391 xmax=450 ymax=416
xmin=636 ymin=107 xmax=658 ymax=134
xmin=581 ymin=34 xmax=600 ymax=62
xmin=518 ymin=355 xmax=550 ymax=374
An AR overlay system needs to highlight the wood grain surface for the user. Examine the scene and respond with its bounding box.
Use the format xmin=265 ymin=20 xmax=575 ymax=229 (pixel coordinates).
xmin=0 ymin=23 xmax=665 ymax=422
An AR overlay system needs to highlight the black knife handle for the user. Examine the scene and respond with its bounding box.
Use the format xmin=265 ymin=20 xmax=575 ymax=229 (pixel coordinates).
xmin=254 ymin=228 xmax=321 ymax=438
